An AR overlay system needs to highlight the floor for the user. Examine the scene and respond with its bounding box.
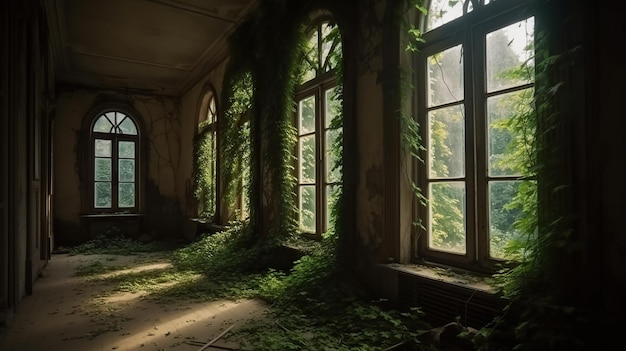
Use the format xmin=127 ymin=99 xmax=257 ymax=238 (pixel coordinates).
xmin=0 ymin=252 xmax=269 ymax=351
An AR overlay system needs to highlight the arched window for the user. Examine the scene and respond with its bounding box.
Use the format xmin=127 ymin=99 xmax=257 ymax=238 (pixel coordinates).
xmin=88 ymin=109 xmax=141 ymax=213
xmin=196 ymin=85 xmax=219 ymax=221
xmin=295 ymin=19 xmax=342 ymax=238
xmin=414 ymin=0 xmax=536 ymax=270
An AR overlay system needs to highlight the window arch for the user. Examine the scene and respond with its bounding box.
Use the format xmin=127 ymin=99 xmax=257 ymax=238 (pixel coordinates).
xmin=295 ymin=18 xmax=343 ymax=238
xmin=414 ymin=0 xmax=536 ymax=270
xmin=86 ymin=107 xmax=143 ymax=213
xmin=195 ymin=85 xmax=220 ymax=221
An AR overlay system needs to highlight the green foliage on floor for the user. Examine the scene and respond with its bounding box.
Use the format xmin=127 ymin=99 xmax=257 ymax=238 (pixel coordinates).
xmin=71 ymin=222 xmax=432 ymax=350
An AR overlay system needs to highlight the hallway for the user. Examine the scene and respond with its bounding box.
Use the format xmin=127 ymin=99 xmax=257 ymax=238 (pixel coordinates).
xmin=0 ymin=252 xmax=268 ymax=351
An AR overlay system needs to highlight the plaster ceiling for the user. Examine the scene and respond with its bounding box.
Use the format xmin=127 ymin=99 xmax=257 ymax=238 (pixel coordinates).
xmin=45 ymin=0 xmax=258 ymax=96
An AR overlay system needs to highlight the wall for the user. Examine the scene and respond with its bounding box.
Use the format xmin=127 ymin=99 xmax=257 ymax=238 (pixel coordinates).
xmin=53 ymin=91 xmax=183 ymax=245
xmin=1 ymin=0 xmax=55 ymax=322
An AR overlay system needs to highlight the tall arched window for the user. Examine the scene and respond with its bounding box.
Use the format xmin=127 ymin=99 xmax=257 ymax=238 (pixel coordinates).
xmin=88 ymin=109 xmax=141 ymax=213
xmin=414 ymin=0 xmax=536 ymax=270
xmin=195 ymin=85 xmax=219 ymax=221
xmin=295 ymin=18 xmax=343 ymax=238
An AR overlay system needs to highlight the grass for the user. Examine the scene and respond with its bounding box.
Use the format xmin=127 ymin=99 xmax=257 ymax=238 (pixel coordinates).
xmin=70 ymin=224 xmax=434 ymax=350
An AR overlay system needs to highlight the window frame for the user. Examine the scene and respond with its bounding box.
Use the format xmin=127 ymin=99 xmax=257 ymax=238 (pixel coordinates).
xmin=414 ymin=0 xmax=536 ymax=270
xmin=294 ymin=18 xmax=342 ymax=240
xmin=195 ymin=84 xmax=220 ymax=222
xmin=83 ymin=105 xmax=144 ymax=214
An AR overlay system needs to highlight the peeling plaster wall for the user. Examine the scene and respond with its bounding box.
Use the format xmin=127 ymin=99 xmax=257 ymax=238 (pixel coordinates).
xmin=53 ymin=91 xmax=182 ymax=244
xmin=355 ymin=71 xmax=384 ymax=261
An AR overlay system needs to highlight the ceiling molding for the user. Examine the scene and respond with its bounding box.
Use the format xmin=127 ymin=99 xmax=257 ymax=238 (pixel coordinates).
xmin=146 ymin=0 xmax=238 ymax=23
xmin=66 ymin=47 xmax=192 ymax=71
xmin=179 ymin=0 xmax=260 ymax=94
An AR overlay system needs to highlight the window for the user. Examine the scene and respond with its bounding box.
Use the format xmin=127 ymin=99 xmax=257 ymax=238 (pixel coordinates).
xmin=415 ymin=0 xmax=536 ymax=269
xmin=295 ymin=19 xmax=342 ymax=238
xmin=196 ymin=86 xmax=219 ymax=221
xmin=89 ymin=109 xmax=141 ymax=213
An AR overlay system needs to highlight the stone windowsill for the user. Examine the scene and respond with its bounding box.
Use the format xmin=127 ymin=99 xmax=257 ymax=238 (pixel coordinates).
xmin=383 ymin=262 xmax=500 ymax=295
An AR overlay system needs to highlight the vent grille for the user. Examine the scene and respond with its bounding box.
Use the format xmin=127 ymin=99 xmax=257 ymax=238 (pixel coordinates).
xmin=398 ymin=272 xmax=507 ymax=329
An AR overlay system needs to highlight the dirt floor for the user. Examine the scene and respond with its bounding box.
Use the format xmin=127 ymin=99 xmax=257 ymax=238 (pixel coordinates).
xmin=0 ymin=252 xmax=269 ymax=351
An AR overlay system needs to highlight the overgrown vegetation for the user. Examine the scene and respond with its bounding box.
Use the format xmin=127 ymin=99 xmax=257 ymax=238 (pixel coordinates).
xmin=71 ymin=224 xmax=432 ymax=350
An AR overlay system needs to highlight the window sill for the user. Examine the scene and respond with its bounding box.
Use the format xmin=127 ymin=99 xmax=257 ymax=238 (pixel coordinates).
xmin=382 ymin=262 xmax=499 ymax=295
xmin=81 ymin=213 xmax=146 ymax=218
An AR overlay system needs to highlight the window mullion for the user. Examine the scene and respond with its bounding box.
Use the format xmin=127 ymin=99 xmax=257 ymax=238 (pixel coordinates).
xmin=315 ymin=86 xmax=323 ymax=238
xmin=112 ymin=136 xmax=119 ymax=211
xmin=464 ymin=29 xmax=479 ymax=264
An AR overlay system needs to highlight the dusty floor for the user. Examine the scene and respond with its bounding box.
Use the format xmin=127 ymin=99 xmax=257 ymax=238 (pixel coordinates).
xmin=0 ymin=252 xmax=269 ymax=351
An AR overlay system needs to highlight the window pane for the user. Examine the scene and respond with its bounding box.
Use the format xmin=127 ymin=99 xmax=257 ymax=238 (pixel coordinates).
xmin=119 ymin=159 xmax=135 ymax=182
xmin=486 ymin=17 xmax=534 ymax=93
xmin=94 ymin=158 xmax=111 ymax=181
xmin=94 ymin=182 xmax=111 ymax=208
xmin=325 ymin=87 xmax=340 ymax=129
xmin=299 ymin=135 xmax=316 ymax=182
xmin=299 ymin=96 xmax=315 ymax=134
xmin=429 ymin=181 xmax=466 ymax=254
xmin=208 ymin=95 xmax=217 ymax=122
xmin=299 ymin=185 xmax=316 ymax=232
xmin=325 ymin=128 xmax=341 ymax=183
xmin=322 ymin=23 xmax=342 ymax=72
xmin=95 ymin=139 xmax=111 ymax=157
xmin=325 ymin=184 xmax=340 ymax=231
xmin=118 ymin=182 xmax=135 ymax=208
xmin=118 ymin=141 xmax=135 ymax=158
xmin=428 ymin=105 xmax=465 ymax=178
xmin=93 ymin=115 xmax=113 ymax=133
xmin=488 ymin=88 xmax=534 ymax=177
xmin=426 ymin=0 xmax=465 ymax=32
xmin=428 ymin=44 xmax=464 ymax=107
xmin=489 ymin=180 xmax=525 ymax=259
xmin=118 ymin=115 xmax=138 ymax=135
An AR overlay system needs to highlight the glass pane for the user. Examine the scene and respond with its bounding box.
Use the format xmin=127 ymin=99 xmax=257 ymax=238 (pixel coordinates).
xmin=325 ymin=87 xmax=340 ymax=129
xmin=325 ymin=128 xmax=341 ymax=183
xmin=208 ymin=95 xmax=217 ymax=122
xmin=486 ymin=17 xmax=534 ymax=93
xmin=118 ymin=182 xmax=135 ymax=208
xmin=299 ymin=135 xmax=316 ymax=182
xmin=94 ymin=182 xmax=111 ymax=208
xmin=323 ymin=23 xmax=342 ymax=72
xmin=94 ymin=158 xmax=111 ymax=181
xmin=428 ymin=44 xmax=464 ymax=107
xmin=429 ymin=181 xmax=466 ymax=254
xmin=299 ymin=185 xmax=316 ymax=232
xmin=299 ymin=29 xmax=318 ymax=83
xmin=93 ymin=115 xmax=113 ymax=133
xmin=426 ymin=0 xmax=465 ymax=32
xmin=118 ymin=141 xmax=135 ymax=158
xmin=428 ymin=105 xmax=465 ymax=178
xmin=118 ymin=159 xmax=135 ymax=182
xmin=488 ymin=88 xmax=534 ymax=177
xmin=299 ymin=96 xmax=316 ymax=134
xmin=325 ymin=184 xmax=340 ymax=232
xmin=94 ymin=139 xmax=111 ymax=157
xmin=489 ymin=180 xmax=524 ymax=259
xmin=118 ymin=115 xmax=138 ymax=135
